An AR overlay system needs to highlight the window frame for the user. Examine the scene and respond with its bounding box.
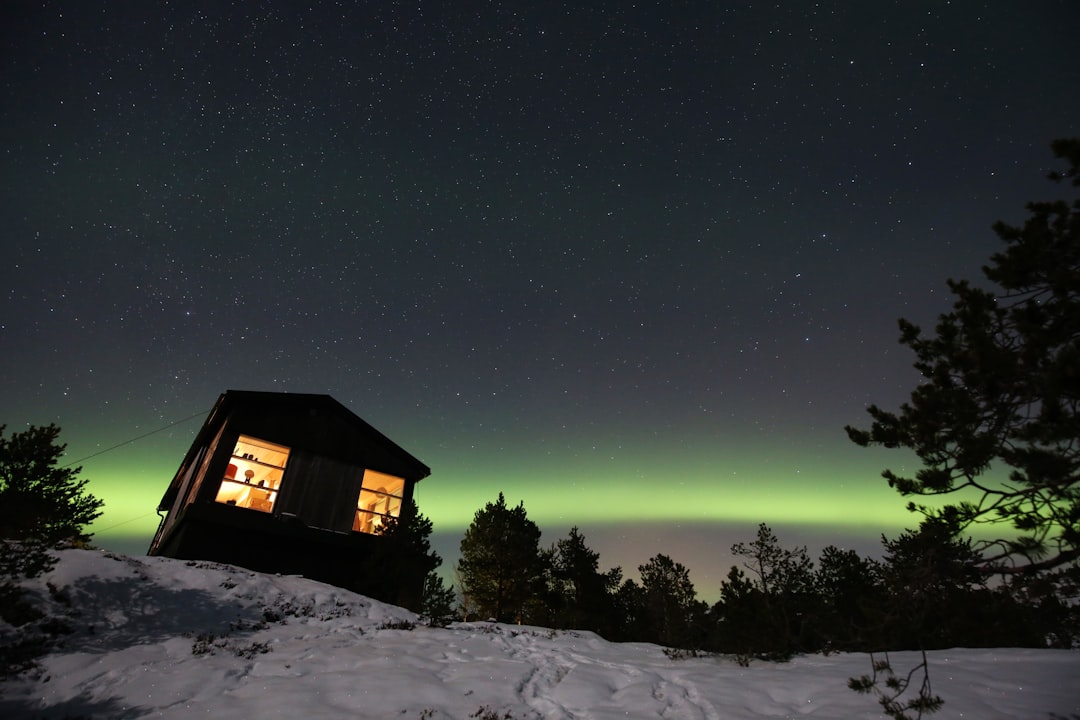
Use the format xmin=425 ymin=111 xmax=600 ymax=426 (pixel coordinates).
xmin=214 ymin=435 xmax=290 ymax=513
xmin=354 ymin=469 xmax=406 ymax=534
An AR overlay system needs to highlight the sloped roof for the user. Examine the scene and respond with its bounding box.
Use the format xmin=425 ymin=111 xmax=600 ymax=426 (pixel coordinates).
xmin=213 ymin=389 xmax=430 ymax=479
xmin=156 ymin=390 xmax=430 ymax=510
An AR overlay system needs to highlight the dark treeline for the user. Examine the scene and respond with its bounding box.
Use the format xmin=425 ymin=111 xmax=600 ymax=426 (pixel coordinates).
xmin=415 ymin=141 xmax=1080 ymax=662
xmin=392 ymin=493 xmax=1076 ymax=660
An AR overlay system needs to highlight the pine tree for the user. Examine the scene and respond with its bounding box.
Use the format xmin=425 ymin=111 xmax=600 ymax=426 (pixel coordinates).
xmin=813 ymin=545 xmax=883 ymax=650
xmin=845 ymin=139 xmax=1080 ymax=717
xmin=637 ymin=553 xmax=707 ymax=649
xmin=727 ymin=524 xmax=817 ymax=658
xmin=419 ymin=570 xmax=458 ymax=627
xmin=711 ymin=565 xmax=768 ymax=658
xmin=456 ymin=492 xmax=543 ymax=623
xmin=610 ymin=578 xmax=645 ymax=642
xmin=0 ymin=424 xmax=102 ymax=557
xmin=546 ymin=527 xmax=621 ymax=635
xmin=362 ymin=497 xmax=442 ymax=611
xmin=0 ymin=423 xmax=103 ymax=674
xmin=846 ymin=139 xmax=1080 ymax=577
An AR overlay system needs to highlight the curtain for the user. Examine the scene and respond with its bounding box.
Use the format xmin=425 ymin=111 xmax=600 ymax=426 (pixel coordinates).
xmin=274 ymin=450 xmax=365 ymax=532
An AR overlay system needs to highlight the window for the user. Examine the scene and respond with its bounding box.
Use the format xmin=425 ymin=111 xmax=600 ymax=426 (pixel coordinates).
xmin=354 ymin=469 xmax=406 ymax=534
xmin=215 ymin=435 xmax=290 ymax=513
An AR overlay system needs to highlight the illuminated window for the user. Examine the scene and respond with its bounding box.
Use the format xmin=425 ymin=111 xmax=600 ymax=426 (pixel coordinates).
xmin=354 ymin=469 xmax=405 ymax=534
xmin=215 ymin=435 xmax=290 ymax=513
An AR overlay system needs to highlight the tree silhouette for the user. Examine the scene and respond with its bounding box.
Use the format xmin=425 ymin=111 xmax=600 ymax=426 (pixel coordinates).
xmin=711 ymin=565 xmax=767 ymax=658
xmin=360 ymin=497 xmax=442 ymax=612
xmin=546 ymin=526 xmax=621 ymax=636
xmin=847 ymin=138 xmax=1080 ymax=578
xmin=845 ymin=138 xmax=1080 ymax=717
xmin=813 ymin=545 xmax=883 ymax=651
xmin=724 ymin=523 xmax=817 ymax=658
xmin=637 ymin=553 xmax=707 ymax=649
xmin=0 ymin=423 xmax=103 ymax=674
xmin=0 ymin=424 xmax=102 ymax=557
xmin=730 ymin=524 xmax=812 ymax=660
xmin=457 ymin=492 xmax=543 ymax=623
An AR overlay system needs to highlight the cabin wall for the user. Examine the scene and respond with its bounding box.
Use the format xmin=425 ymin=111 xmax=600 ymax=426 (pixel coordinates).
xmin=221 ymin=405 xmax=424 ymax=480
xmin=155 ymin=503 xmax=426 ymax=602
xmin=150 ymin=392 xmax=431 ymax=604
xmin=150 ymin=422 xmax=228 ymax=554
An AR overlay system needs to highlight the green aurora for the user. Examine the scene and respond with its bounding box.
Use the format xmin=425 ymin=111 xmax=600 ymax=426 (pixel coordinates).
xmin=81 ymin=417 xmax=917 ymax=567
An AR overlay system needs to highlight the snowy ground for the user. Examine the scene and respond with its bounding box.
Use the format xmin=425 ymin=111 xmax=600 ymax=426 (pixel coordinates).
xmin=1 ymin=550 xmax=1077 ymax=719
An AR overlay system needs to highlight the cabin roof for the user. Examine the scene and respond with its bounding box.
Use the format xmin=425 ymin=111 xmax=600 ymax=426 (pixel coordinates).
xmin=156 ymin=390 xmax=430 ymax=511
xmin=215 ymin=389 xmax=429 ymax=477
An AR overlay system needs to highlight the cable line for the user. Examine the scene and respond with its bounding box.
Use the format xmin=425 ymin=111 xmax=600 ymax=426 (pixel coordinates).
xmin=93 ymin=511 xmax=160 ymax=534
xmin=64 ymin=408 xmax=208 ymax=468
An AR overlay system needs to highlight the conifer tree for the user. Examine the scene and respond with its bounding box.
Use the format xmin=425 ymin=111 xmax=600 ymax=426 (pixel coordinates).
xmin=0 ymin=423 xmax=102 ymax=674
xmin=876 ymin=518 xmax=1004 ymax=650
xmin=813 ymin=545 xmax=883 ymax=650
xmin=363 ymin=497 xmax=442 ymax=611
xmin=846 ymin=139 xmax=1080 ymax=718
xmin=0 ymin=424 xmax=102 ymax=560
xmin=610 ymin=578 xmax=645 ymax=642
xmin=457 ymin=492 xmax=543 ymax=623
xmin=846 ymin=139 xmax=1080 ymax=577
xmin=711 ymin=565 xmax=767 ymax=658
xmin=419 ymin=571 xmax=457 ymax=627
xmin=728 ymin=524 xmax=816 ymax=657
xmin=637 ymin=553 xmax=707 ymax=649
xmin=546 ymin=527 xmax=621 ymax=635
xmin=0 ymin=424 xmax=102 ymax=591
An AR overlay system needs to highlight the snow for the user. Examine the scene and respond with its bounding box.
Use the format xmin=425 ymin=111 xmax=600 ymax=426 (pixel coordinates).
xmin=2 ymin=549 xmax=1077 ymax=719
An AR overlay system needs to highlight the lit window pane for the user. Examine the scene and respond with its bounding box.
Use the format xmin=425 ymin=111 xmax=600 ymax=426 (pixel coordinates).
xmin=215 ymin=435 xmax=290 ymax=513
xmin=354 ymin=469 xmax=406 ymax=534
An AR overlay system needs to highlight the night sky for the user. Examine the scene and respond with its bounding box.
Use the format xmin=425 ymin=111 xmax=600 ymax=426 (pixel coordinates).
xmin=3 ymin=1 xmax=1078 ymax=599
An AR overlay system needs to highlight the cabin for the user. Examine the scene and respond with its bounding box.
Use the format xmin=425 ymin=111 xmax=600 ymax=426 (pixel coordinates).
xmin=148 ymin=390 xmax=432 ymax=604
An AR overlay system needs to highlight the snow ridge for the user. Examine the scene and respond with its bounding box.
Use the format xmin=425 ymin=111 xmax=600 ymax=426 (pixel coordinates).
xmin=1 ymin=549 xmax=1077 ymax=719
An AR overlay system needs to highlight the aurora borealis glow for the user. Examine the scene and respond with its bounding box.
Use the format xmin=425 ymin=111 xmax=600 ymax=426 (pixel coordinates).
xmin=3 ymin=2 xmax=1078 ymax=599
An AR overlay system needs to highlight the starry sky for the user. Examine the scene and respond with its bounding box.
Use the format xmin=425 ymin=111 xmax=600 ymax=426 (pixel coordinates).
xmin=3 ymin=1 xmax=1079 ymax=600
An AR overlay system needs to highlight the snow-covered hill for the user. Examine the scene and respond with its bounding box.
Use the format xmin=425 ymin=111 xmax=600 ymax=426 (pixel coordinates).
xmin=1 ymin=549 xmax=1077 ymax=719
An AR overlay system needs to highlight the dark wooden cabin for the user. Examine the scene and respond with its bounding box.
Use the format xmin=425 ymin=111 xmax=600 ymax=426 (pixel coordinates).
xmin=148 ymin=390 xmax=432 ymax=602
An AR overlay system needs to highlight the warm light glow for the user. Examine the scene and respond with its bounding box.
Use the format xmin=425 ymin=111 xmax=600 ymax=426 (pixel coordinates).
xmin=354 ymin=469 xmax=406 ymax=533
xmin=214 ymin=435 xmax=290 ymax=513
